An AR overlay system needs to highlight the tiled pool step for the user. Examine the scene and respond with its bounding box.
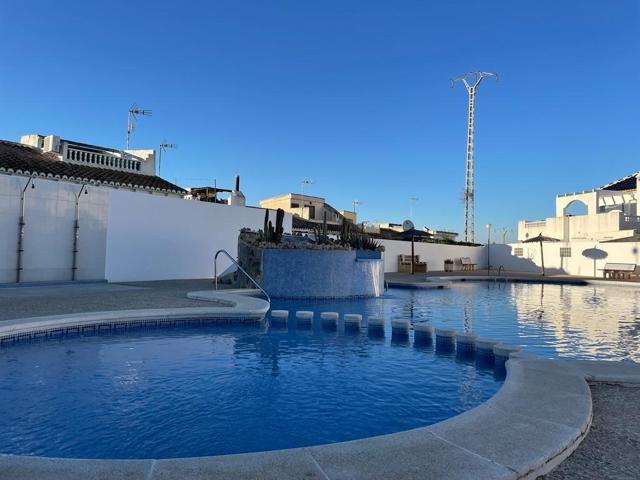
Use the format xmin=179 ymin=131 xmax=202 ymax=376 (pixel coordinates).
xmin=265 ymin=311 xmax=530 ymax=364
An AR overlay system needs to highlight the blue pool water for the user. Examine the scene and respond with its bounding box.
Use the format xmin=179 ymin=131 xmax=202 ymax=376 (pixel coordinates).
xmin=0 ymin=321 xmax=500 ymax=459
xmin=1 ymin=281 xmax=638 ymax=459
xmin=272 ymin=281 xmax=638 ymax=362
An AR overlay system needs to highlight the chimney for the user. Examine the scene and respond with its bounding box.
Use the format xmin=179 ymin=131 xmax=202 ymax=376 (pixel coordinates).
xmin=228 ymin=174 xmax=246 ymax=207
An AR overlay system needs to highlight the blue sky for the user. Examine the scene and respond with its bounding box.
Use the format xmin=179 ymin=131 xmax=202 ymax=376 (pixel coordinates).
xmin=1 ymin=1 xmax=638 ymax=241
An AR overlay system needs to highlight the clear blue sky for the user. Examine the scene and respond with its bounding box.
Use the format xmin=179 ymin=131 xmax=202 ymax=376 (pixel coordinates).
xmin=1 ymin=1 xmax=638 ymax=241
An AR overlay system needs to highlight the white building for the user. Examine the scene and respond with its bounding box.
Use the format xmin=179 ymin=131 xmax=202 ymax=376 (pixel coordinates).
xmin=518 ymin=172 xmax=640 ymax=242
xmin=20 ymin=134 xmax=158 ymax=177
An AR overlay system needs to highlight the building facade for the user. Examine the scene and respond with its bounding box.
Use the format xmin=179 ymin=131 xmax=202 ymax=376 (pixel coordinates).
xmin=20 ymin=134 xmax=157 ymax=176
xmin=259 ymin=193 xmax=354 ymax=225
xmin=518 ymin=172 xmax=640 ymax=242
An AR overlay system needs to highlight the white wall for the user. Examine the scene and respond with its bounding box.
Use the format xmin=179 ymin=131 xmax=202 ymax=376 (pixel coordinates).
xmin=379 ymin=239 xmax=487 ymax=273
xmin=0 ymin=175 xmax=109 ymax=283
xmin=105 ymin=190 xmax=292 ymax=282
xmin=492 ymin=240 xmax=640 ymax=277
xmin=0 ymin=174 xmax=292 ymax=284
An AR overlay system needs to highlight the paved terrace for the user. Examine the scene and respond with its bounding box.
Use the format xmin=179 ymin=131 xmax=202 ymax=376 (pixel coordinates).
xmin=0 ymin=279 xmax=638 ymax=479
xmin=0 ymin=279 xmax=218 ymax=322
xmin=386 ymin=270 xmax=640 ymax=291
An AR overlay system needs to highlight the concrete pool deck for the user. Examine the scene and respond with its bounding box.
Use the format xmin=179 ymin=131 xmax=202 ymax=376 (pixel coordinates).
xmin=0 ymin=279 xmax=639 ymax=479
xmin=386 ymin=271 xmax=640 ymax=289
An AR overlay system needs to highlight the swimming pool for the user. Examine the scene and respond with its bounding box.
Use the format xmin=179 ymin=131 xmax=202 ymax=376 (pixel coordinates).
xmin=270 ymin=281 xmax=638 ymax=362
xmin=0 ymin=320 xmax=501 ymax=459
xmin=0 ymin=281 xmax=636 ymax=460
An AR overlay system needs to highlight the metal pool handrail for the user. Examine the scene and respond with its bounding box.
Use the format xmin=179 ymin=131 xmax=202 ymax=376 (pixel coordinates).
xmin=214 ymin=249 xmax=270 ymax=304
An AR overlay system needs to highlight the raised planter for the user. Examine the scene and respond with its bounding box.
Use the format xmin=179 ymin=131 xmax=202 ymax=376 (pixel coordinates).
xmin=237 ymin=240 xmax=385 ymax=298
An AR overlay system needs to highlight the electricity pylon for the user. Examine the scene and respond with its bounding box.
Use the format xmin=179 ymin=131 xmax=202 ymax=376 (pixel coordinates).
xmin=452 ymin=71 xmax=498 ymax=243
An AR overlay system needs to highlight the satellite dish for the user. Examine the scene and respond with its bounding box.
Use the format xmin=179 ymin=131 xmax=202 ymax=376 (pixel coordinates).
xmin=402 ymin=219 xmax=415 ymax=232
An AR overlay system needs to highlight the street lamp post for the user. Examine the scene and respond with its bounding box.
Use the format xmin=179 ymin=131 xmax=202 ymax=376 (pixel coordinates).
xmin=485 ymin=223 xmax=492 ymax=272
xmin=352 ymin=200 xmax=362 ymax=224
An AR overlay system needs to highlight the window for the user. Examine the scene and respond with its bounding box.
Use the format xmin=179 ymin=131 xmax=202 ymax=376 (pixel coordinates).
xmin=514 ymin=247 xmax=524 ymax=256
xmin=560 ymin=247 xmax=572 ymax=258
xmin=291 ymin=202 xmax=299 ymax=208
xmin=308 ymin=206 xmax=316 ymax=219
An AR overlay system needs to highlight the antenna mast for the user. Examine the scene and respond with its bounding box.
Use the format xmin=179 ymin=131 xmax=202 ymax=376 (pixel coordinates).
xmin=126 ymin=103 xmax=152 ymax=150
xmin=452 ymin=71 xmax=497 ymax=243
xmin=158 ymin=141 xmax=177 ymax=176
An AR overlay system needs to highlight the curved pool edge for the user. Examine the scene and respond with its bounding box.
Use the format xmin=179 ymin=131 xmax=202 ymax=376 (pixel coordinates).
xmin=0 ymin=292 xmax=270 ymax=344
xmin=0 ymin=341 xmax=596 ymax=480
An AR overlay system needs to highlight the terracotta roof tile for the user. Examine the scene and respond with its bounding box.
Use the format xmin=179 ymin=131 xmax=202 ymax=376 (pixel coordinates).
xmin=0 ymin=140 xmax=185 ymax=193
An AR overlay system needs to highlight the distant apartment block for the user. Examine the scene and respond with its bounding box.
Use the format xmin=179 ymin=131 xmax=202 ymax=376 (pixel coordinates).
xmin=518 ymin=172 xmax=640 ymax=242
xmin=260 ymin=193 xmax=354 ymax=224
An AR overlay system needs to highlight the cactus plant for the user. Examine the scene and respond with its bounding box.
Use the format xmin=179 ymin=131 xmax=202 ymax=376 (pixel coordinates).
xmin=260 ymin=208 xmax=285 ymax=245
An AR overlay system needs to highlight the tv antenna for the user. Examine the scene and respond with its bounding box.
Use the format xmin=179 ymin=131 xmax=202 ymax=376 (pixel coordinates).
xmin=126 ymin=103 xmax=152 ymax=150
xmin=452 ymin=71 xmax=498 ymax=243
xmin=495 ymin=226 xmax=512 ymax=244
xmin=409 ymin=196 xmax=419 ymax=220
xmin=158 ymin=141 xmax=177 ymax=176
xmin=300 ymin=178 xmax=314 ymax=218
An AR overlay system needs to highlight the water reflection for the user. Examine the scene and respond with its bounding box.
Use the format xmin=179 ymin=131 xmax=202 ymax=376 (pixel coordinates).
xmin=510 ymin=282 xmax=640 ymax=360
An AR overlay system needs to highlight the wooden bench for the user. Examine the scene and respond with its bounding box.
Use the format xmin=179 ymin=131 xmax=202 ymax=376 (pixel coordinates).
xmin=601 ymin=263 xmax=638 ymax=280
xmin=398 ymin=255 xmax=427 ymax=273
xmin=460 ymin=257 xmax=476 ymax=271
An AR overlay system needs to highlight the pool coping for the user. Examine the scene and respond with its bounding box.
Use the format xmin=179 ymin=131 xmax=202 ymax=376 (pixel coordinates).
xmin=0 ymin=291 xmax=270 ymax=344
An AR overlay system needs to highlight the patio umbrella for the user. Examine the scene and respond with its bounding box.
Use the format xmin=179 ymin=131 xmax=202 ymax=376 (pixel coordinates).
xmin=582 ymin=247 xmax=608 ymax=278
xmin=522 ymin=234 xmax=561 ymax=276
xmin=400 ymin=227 xmax=431 ymax=274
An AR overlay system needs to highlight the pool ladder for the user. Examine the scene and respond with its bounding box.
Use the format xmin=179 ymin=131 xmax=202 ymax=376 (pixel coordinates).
xmin=213 ymin=249 xmax=271 ymax=304
xmin=494 ymin=265 xmax=507 ymax=283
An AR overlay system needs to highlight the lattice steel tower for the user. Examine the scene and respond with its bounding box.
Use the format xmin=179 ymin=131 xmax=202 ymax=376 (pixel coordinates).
xmin=452 ymin=71 xmax=497 ymax=243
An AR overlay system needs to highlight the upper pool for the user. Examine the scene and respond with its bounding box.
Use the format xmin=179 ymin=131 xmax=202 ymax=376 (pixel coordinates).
xmin=272 ymin=281 xmax=639 ymax=361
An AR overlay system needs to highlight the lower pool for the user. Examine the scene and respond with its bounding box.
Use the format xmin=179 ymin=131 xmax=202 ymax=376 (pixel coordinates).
xmin=0 ymin=321 xmax=500 ymax=459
